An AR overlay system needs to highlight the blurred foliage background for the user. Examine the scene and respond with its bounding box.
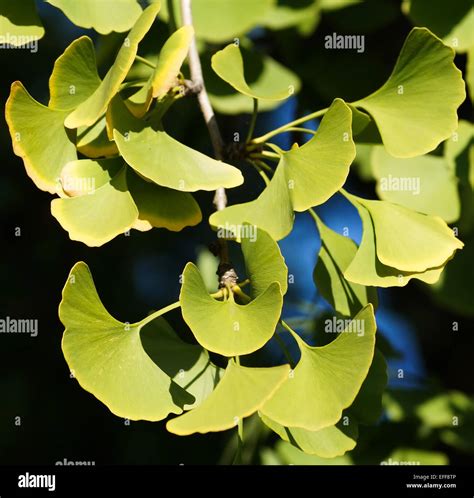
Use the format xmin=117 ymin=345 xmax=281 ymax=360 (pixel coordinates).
xmin=0 ymin=0 xmax=473 ymax=464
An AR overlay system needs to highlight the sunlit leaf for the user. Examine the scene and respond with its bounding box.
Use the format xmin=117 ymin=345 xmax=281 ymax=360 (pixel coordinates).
xmin=48 ymin=36 xmax=101 ymax=111
xmin=166 ymin=360 xmax=289 ymax=435
xmin=5 ymin=82 xmax=77 ymax=194
xmin=64 ymin=3 xmax=160 ymax=128
xmin=46 ymin=0 xmax=143 ymax=35
xmin=274 ymin=440 xmax=352 ymax=465
xmin=353 ymin=28 xmax=465 ymax=157
xmin=207 ymin=46 xmax=301 ymax=114
xmin=51 ymin=166 xmax=138 ymax=246
xmin=260 ymin=413 xmax=358 ymax=458
xmin=59 ymin=261 xmax=191 ymax=421
xmin=372 ymin=146 xmax=460 ymax=223
xmin=127 ymin=26 xmax=193 ymax=117
xmin=283 ymin=98 xmax=355 ymax=211
xmin=344 ymin=198 xmax=447 ymax=287
xmin=357 ymin=197 xmax=463 ymax=272
xmin=110 ymin=96 xmax=244 ymax=191
xmin=314 ymin=216 xmax=378 ymax=317
xmin=241 ymin=225 xmax=288 ymax=297
xmin=0 ymin=0 xmax=44 ymax=45
xmin=260 ymin=305 xmax=376 ymax=431
xmin=209 ymin=162 xmax=294 ymax=241
xmin=212 ymin=43 xmax=296 ymax=101
xmin=180 ymin=263 xmax=283 ymax=356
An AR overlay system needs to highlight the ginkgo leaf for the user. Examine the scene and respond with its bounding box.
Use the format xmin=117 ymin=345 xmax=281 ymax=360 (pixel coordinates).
xmin=260 ymin=413 xmax=358 ymax=458
xmin=60 ymin=157 xmax=122 ymax=196
xmin=166 ymin=360 xmax=290 ymax=435
xmin=209 ymin=161 xmax=294 ymax=241
xmin=162 ymin=0 xmax=274 ymax=43
xmin=372 ymin=146 xmax=460 ymax=223
xmin=261 ymin=0 xmax=320 ymax=31
xmin=59 ymin=261 xmax=191 ymax=421
xmin=180 ymin=263 xmax=283 ymax=356
xmin=51 ymin=166 xmax=138 ymax=246
xmin=212 ymin=43 xmax=296 ymax=101
xmin=48 ymin=36 xmax=101 ymax=111
xmin=0 ymin=0 xmax=44 ymax=45
xmin=5 ymin=82 xmax=77 ymax=194
xmin=128 ymin=26 xmax=193 ymax=117
xmin=76 ymin=116 xmax=119 ymax=158
xmin=127 ymin=170 xmax=202 ymax=232
xmin=207 ymin=46 xmax=301 ymax=114
xmin=402 ymin=0 xmax=474 ymax=53
xmin=357 ymin=197 xmax=463 ymax=272
xmin=353 ymin=28 xmax=465 ymax=157
xmin=47 ymin=0 xmax=143 ymax=35
xmin=210 ymin=99 xmax=354 ymax=239
xmin=109 ymin=96 xmax=243 ymax=191
xmin=348 ymin=348 xmax=387 ymax=425
xmin=260 ymin=304 xmax=376 ymax=431
xmin=344 ymin=199 xmax=447 ymax=288
xmin=283 ymin=98 xmax=355 ymax=211
xmin=64 ymin=3 xmax=160 ymax=129
xmin=140 ymin=318 xmax=222 ymax=410
xmin=313 ymin=216 xmax=378 ymax=317
xmin=241 ymin=225 xmax=288 ymax=298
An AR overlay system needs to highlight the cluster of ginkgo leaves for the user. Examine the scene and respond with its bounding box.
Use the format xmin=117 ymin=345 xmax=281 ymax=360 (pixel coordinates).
xmin=3 ymin=0 xmax=470 ymax=460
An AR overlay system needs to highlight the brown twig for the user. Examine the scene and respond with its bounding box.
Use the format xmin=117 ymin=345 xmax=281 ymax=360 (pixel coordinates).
xmin=180 ymin=0 xmax=227 ymax=211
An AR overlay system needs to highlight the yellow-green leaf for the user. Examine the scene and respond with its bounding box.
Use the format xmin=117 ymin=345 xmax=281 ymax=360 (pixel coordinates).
xmin=166 ymin=360 xmax=289 ymax=435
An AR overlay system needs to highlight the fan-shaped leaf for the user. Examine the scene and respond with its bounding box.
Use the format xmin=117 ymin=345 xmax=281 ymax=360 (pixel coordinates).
xmin=357 ymin=197 xmax=463 ymax=272
xmin=212 ymin=44 xmax=296 ymax=101
xmin=59 ymin=261 xmax=191 ymax=421
xmin=110 ymin=96 xmax=243 ymax=191
xmin=241 ymin=224 xmax=288 ymax=297
xmin=260 ymin=305 xmax=376 ymax=431
xmin=209 ymin=161 xmax=294 ymax=241
xmin=180 ymin=263 xmax=283 ymax=356
xmin=353 ymin=28 xmax=465 ymax=157
xmin=166 ymin=360 xmax=289 ymax=435
xmin=283 ymin=98 xmax=355 ymax=211
xmin=5 ymin=82 xmax=77 ymax=194
xmin=344 ymin=198 xmax=447 ymax=287
xmin=49 ymin=36 xmax=101 ymax=110
xmin=51 ymin=166 xmax=138 ymax=246
xmin=76 ymin=116 xmax=119 ymax=158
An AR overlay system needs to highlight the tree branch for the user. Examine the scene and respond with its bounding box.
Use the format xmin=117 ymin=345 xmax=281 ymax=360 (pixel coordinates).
xmin=180 ymin=0 xmax=227 ymax=211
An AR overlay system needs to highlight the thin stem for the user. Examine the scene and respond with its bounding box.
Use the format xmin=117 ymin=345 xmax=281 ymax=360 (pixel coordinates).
xmin=246 ymin=98 xmax=259 ymax=143
xmin=181 ymin=0 xmax=226 ymax=211
xmin=264 ymin=142 xmax=285 ymax=155
xmin=137 ymin=301 xmax=181 ymax=328
xmin=232 ymin=286 xmax=251 ymax=304
xmin=273 ymin=332 xmax=295 ymax=368
xmin=285 ymin=127 xmax=317 ymax=135
xmin=135 ymin=55 xmax=156 ymax=69
xmin=251 ymin=107 xmax=328 ymax=145
xmin=249 ymin=153 xmax=280 ymax=163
